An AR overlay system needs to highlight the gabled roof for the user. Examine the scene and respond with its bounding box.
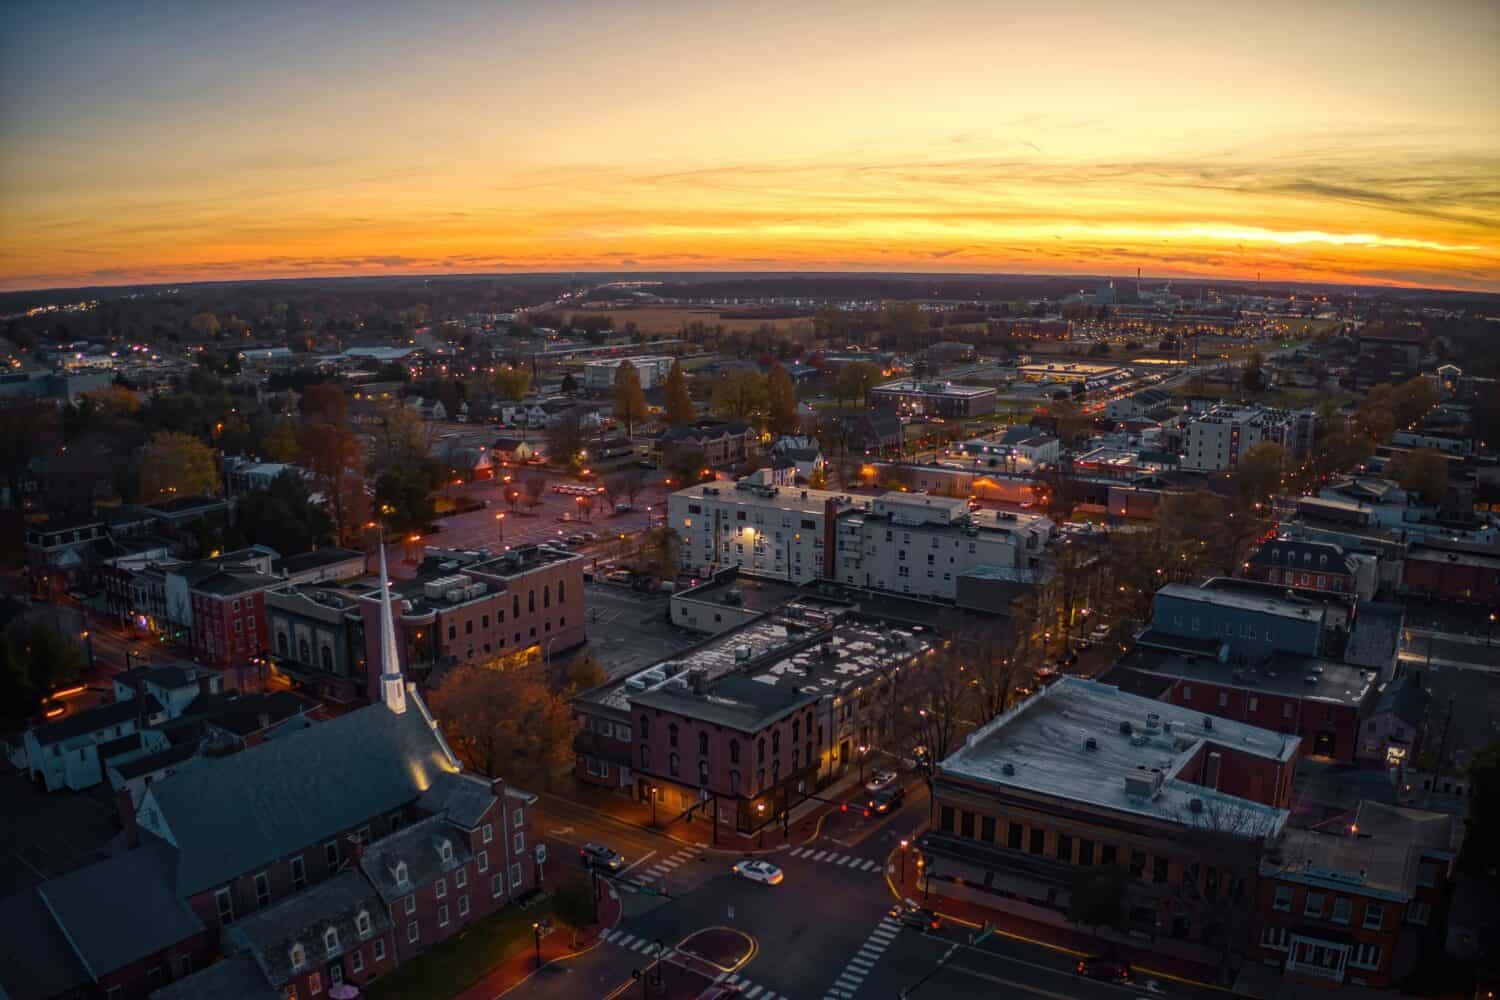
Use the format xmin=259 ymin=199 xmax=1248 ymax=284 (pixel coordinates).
xmin=0 ymin=888 xmax=91 ymax=997
xmin=35 ymin=840 xmax=204 ymax=979
xmin=227 ymin=871 xmax=391 ymax=988
xmin=359 ymin=814 xmax=473 ymax=903
xmin=417 ymin=771 xmax=498 ymax=829
xmin=31 ymin=695 xmax=164 ymax=746
xmin=150 ymin=952 xmax=277 ymax=1000
xmin=146 ymin=701 xmax=460 ymax=896
xmin=1374 ymin=673 xmax=1430 ymax=727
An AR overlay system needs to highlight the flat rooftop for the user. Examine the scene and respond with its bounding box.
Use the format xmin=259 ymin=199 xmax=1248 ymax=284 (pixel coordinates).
xmin=673 ymin=480 xmax=859 ymax=517
xmin=1269 ymin=801 xmax=1458 ymax=899
xmin=939 ymin=676 xmax=1292 ymax=838
xmin=872 ymin=379 xmax=996 ymax=398
xmin=1115 ymin=646 xmax=1376 ymax=707
xmin=673 ymin=573 xmax=805 ymax=615
xmin=1155 ymin=582 xmax=1325 ymax=621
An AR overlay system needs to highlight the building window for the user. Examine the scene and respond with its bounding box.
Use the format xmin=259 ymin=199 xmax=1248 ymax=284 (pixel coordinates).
xmin=373 ymin=938 xmax=386 ymax=962
xmin=514 ymin=830 xmax=525 ymax=853
xmin=325 ymin=841 xmax=340 ymax=868
xmin=730 ymin=740 xmax=740 ymax=764
xmin=1304 ymin=892 xmax=1325 ymax=918
xmin=458 ymin=894 xmax=470 ymax=917
xmin=215 ymin=887 xmax=234 ymax=924
xmin=1078 ymin=839 xmax=1094 ymax=866
xmin=1407 ymin=901 xmax=1431 ymax=925
xmin=1217 ymin=691 xmax=1228 ymax=708
xmin=255 ymin=872 xmax=271 ymax=907
xmin=1057 ymin=833 xmax=1073 ymax=863
xmin=1152 ymin=856 xmax=1168 ymax=883
xmin=492 ymin=874 xmax=504 ymax=898
xmin=1363 ymin=903 xmax=1384 ymax=930
xmin=407 ymin=921 xmax=420 ymax=943
xmin=1331 ymin=897 xmax=1352 ymax=924
xmin=1261 ymin=925 xmax=1290 ymax=951
xmin=356 ymin=911 xmax=372 ymax=938
xmin=324 ymin=927 xmax=340 ymax=957
xmin=395 ymin=862 xmax=409 ymax=887
xmin=511 ymin=863 xmax=524 ymax=889
xmin=1029 ymin=829 xmax=1044 ymax=855
xmin=482 ymin=823 xmax=493 ymax=844
xmin=307 ymin=972 xmax=322 ymax=996
xmin=290 ymin=943 xmax=307 ymax=970
xmin=1248 ymin=696 xmax=1258 ymax=711
xmin=438 ymin=905 xmax=450 ymax=928
xmin=1008 ymin=824 xmax=1023 ymax=850
xmin=435 ymin=877 xmax=447 ymax=899
xmin=640 ymin=716 xmax=650 ymax=740
xmin=456 ymin=868 xmax=467 ymax=889
xmin=351 ymin=950 xmax=365 ymax=974
xmin=439 ymin=839 xmax=454 ymax=863
xmin=669 ymin=752 xmax=680 ymax=777
xmin=980 ymin=816 xmax=996 ymax=842
xmin=669 ymin=723 xmax=678 ymax=748
xmin=404 ymin=895 xmax=416 ymax=916
xmin=1351 ymin=942 xmax=1382 ymax=970
xmin=477 ymin=850 xmax=488 ymax=873
xmin=514 ymin=808 xmax=524 ymax=828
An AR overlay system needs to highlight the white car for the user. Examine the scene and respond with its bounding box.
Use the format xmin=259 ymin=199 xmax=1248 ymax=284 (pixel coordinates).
xmin=731 ymin=860 xmax=784 ymax=885
xmin=1089 ymin=623 xmax=1111 ymax=642
xmin=865 ymin=770 xmax=899 ymax=793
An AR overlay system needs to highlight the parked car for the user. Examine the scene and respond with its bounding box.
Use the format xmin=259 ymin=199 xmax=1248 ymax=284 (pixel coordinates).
xmin=580 ymin=843 xmax=626 ymax=872
xmin=891 ymin=904 xmax=942 ymax=932
xmin=565 ymin=534 xmax=586 ymax=547
xmin=865 ymin=769 xmax=899 ymax=793
xmin=615 ymin=503 xmax=634 ymax=514
xmin=867 ymin=786 xmax=904 ymax=814
xmin=731 ymin=860 xmax=784 ymax=885
xmin=1089 ymin=623 xmax=1111 ymax=642
xmin=581 ymin=530 xmax=599 ymax=542
xmin=1076 ymin=953 xmax=1132 ymax=983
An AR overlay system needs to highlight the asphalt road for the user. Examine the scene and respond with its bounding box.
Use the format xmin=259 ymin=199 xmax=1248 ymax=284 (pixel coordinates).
xmin=503 ymin=788 xmax=1227 ymax=1000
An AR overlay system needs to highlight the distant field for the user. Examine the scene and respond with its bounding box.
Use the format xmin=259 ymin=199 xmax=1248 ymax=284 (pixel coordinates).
xmin=569 ymin=307 xmax=812 ymax=335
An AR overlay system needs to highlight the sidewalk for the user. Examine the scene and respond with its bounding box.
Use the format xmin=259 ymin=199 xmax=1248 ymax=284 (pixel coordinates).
xmin=883 ymin=839 xmax=1231 ymax=992
xmin=552 ymin=768 xmax=874 ymax=853
xmin=451 ymin=878 xmax=624 ymax=1000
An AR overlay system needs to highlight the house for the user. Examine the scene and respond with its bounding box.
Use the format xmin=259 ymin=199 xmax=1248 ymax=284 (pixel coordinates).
xmin=23 ymin=514 xmax=106 ymax=593
xmin=267 ymin=583 xmax=371 ymax=704
xmin=819 ymin=408 xmax=903 ymax=456
xmin=440 ymin=443 xmax=494 ymax=482
xmin=275 ymin=547 xmax=367 ymax=587
xmin=1357 ymin=673 xmax=1430 ymax=767
xmin=189 ymin=570 xmax=277 ymax=669
xmin=408 ymin=397 xmax=447 ymax=422
xmin=113 ymin=662 xmax=222 ymax=718
xmin=1249 ymin=801 xmax=1458 ymax=988
xmin=1243 ymin=537 xmax=1369 ymax=599
xmin=225 ymin=459 xmax=302 ymax=497
xmin=1143 ymin=582 xmax=1325 ymax=661
xmin=21 ymin=695 xmax=168 ymax=792
xmin=657 ymin=421 xmax=758 ymax=470
xmin=491 ymin=436 xmax=539 ymax=464
xmin=769 ymin=435 xmax=826 ymax=483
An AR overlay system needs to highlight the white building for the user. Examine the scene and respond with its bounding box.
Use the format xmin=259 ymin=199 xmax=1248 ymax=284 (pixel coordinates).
xmin=668 ymin=472 xmax=858 ymax=583
xmin=582 ymin=355 xmax=676 ymax=392
xmin=20 ymin=698 xmax=169 ymax=792
xmin=834 ymin=493 xmax=1053 ymax=600
xmin=1180 ymin=405 xmax=1312 ymax=472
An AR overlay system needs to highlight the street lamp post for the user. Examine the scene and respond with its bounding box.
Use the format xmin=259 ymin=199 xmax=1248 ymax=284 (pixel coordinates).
xmin=917 ymin=856 xmax=928 ymax=901
xmin=899 ymin=838 xmax=909 ymax=885
xmin=496 ymin=512 xmax=505 ymax=545
xmin=1489 ymin=612 xmax=1496 ymax=646
xmin=858 ymin=744 xmax=868 ymax=783
xmin=80 ymin=630 xmax=94 ymax=672
xmin=532 ymin=921 xmax=542 ymax=969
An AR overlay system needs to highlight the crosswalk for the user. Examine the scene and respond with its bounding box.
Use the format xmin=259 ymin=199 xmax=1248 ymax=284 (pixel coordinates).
xmin=785 ymin=846 xmax=885 ymax=873
xmin=625 ymin=845 xmax=702 ymax=888
xmin=822 ymin=913 xmax=900 ymax=999
xmin=598 ymin=928 xmax=674 ymax=958
xmin=710 ymin=970 xmax=792 ymax=1000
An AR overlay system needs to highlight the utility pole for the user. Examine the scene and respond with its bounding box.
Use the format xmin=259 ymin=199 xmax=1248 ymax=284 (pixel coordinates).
xmin=1426 ymin=696 xmax=1455 ymax=808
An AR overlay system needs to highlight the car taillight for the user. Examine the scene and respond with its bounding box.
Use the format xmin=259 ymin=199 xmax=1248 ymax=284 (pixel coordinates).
xmin=840 ymin=803 xmax=848 ymax=812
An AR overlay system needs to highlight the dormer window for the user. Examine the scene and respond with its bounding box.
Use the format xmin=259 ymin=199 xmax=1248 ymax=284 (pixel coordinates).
xmin=356 ymin=910 xmax=372 ymax=938
xmin=323 ymin=927 xmax=339 ymax=957
xmin=439 ymin=839 xmax=454 ymax=863
xmin=290 ymin=943 xmax=307 ymax=970
xmin=394 ymin=861 xmax=409 ymax=887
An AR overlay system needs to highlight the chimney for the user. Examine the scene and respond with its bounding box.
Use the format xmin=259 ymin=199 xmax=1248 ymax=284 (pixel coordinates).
xmin=346 ymin=833 xmax=367 ymax=869
xmin=116 ymin=786 xmax=140 ymax=848
xmin=1205 ymin=751 xmax=1222 ymax=791
xmin=490 ymin=775 xmax=506 ymax=801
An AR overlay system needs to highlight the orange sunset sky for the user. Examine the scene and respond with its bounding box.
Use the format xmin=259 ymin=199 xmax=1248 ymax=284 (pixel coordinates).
xmin=1 ymin=0 xmax=1497 ymax=292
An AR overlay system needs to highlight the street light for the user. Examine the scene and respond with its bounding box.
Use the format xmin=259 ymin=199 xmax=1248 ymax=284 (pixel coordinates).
xmin=899 ymin=838 xmax=909 ymax=884
xmin=495 ymin=512 xmax=505 ymax=544
xmin=532 ymin=921 xmax=543 ymax=969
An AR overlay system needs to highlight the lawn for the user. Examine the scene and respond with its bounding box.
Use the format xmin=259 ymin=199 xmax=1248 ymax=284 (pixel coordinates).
xmin=367 ymin=895 xmax=555 ymax=1000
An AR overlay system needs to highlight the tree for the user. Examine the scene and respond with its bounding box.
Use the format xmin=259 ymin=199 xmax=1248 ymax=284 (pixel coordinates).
xmin=1045 ymin=399 xmax=1092 ymax=448
xmin=1390 ymin=447 xmax=1449 ymax=505
xmin=236 ymin=471 xmax=333 ymax=555
xmin=1067 ymin=867 xmax=1126 ymax=933
xmin=1240 ymin=350 xmax=1266 ymax=392
xmin=261 ymin=418 xmax=301 ymax=464
xmin=662 ymin=361 xmax=695 ymax=426
xmin=834 ymin=362 xmax=882 ymax=408
xmin=374 ymin=465 xmax=438 ymax=533
xmin=560 ymin=372 xmax=578 ymax=395
xmin=493 ymin=366 xmax=531 ymax=402
xmin=545 ymin=411 xmax=587 ymax=469
xmin=522 ymin=475 xmax=547 ymax=509
xmin=0 ymin=400 xmax=57 ymax=509
xmin=552 ymin=880 xmax=597 ymax=945
xmin=427 ymin=662 xmax=574 ymax=789
xmin=612 ymin=361 xmax=648 ymax=438
xmin=629 ymin=527 xmax=680 ymax=581
xmin=138 ymin=431 xmax=218 ymax=500
xmin=1234 ymin=442 xmax=1284 ymax=509
xmin=1 ymin=622 xmax=89 ymax=728
xmin=711 ymin=370 xmax=768 ymax=423
xmin=604 ymin=469 xmax=644 ymax=510
xmin=189 ymin=311 xmax=221 ymax=339
xmin=665 ymin=446 xmax=709 ymax=486
xmin=298 ymin=382 xmax=348 ymax=426
xmin=566 ymin=654 xmax=607 ymax=695
xmin=369 ymin=403 xmax=431 ymax=475
xmin=766 ymin=363 xmax=800 ymax=437
xmin=1461 ymin=741 xmax=1500 ymax=876
xmin=299 ymin=421 xmax=366 ymax=544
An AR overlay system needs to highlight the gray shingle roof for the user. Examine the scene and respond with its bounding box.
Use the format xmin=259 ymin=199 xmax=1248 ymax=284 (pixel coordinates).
xmin=359 ymin=814 xmax=473 ymax=903
xmin=227 ymin=871 xmax=391 ymax=988
xmin=147 ymin=701 xmax=459 ymax=896
xmin=0 ymin=889 xmax=91 ymax=998
xmin=35 ymin=840 xmax=204 ymax=979
xmin=32 ymin=695 xmax=164 ymax=746
xmin=417 ymin=771 xmax=498 ymax=830
xmin=149 ymin=952 xmax=274 ymax=1000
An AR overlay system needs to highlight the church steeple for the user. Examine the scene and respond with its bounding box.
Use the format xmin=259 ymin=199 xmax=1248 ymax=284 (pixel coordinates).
xmin=376 ymin=542 xmax=407 ymax=715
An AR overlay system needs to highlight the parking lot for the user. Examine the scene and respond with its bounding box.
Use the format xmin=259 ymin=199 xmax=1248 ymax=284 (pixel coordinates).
xmin=580 ymin=582 xmax=700 ymax=679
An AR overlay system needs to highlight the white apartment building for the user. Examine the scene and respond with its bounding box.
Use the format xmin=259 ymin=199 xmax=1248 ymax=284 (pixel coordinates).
xmin=582 ymin=355 xmax=676 ymax=392
xmin=668 ymin=473 xmax=857 ymax=583
xmin=835 ymin=493 xmax=1053 ymax=600
xmin=1181 ymin=405 xmax=1314 ymax=472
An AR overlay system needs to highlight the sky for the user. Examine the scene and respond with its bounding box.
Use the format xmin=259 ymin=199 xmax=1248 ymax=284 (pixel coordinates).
xmin=1 ymin=0 xmax=1497 ymax=292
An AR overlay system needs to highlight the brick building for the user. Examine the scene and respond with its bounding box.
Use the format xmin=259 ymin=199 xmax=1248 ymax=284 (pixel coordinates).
xmin=920 ymin=677 xmax=1296 ymax=967
xmin=189 ymin=571 xmax=275 ymax=668
xmin=1401 ymin=543 xmax=1500 ymax=606
xmin=1249 ymin=800 xmax=1458 ymax=988
xmin=1244 ymin=538 xmax=1361 ymax=596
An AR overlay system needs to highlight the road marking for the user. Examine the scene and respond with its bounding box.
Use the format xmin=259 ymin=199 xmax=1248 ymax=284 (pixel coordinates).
xmin=616 ymin=934 xmax=634 ymax=947
xmin=789 ymin=847 xmax=808 ymax=858
xmin=858 ymin=946 xmax=885 ymax=959
xmin=743 ymin=987 xmax=763 ymax=999
xmin=835 ymin=974 xmax=863 ymax=989
xmin=726 ymin=974 xmax=740 ymax=984
xmin=846 ymin=958 xmax=873 ymax=971
xmin=620 ymin=850 xmax=657 ymax=874
xmin=812 ymin=850 xmax=829 ymax=861
xmin=859 ymin=859 xmax=879 ymax=871
xmin=548 ymin=826 xmax=576 ymax=836
xmin=837 ymin=855 xmax=855 ymax=867
xmin=629 ymin=939 xmax=648 ymax=952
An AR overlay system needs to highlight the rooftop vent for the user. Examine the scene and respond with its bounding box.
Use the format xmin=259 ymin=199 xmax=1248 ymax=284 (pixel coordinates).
xmin=735 ymin=645 xmax=752 ymax=662
xmin=1144 ymin=712 xmax=1161 ymax=732
xmin=1202 ymin=716 xmax=1214 ymax=731
xmin=1001 ymin=762 xmax=1016 ymax=776
xmin=724 ymin=588 xmax=744 ymax=606
xmin=1085 ymin=737 xmax=1098 ymax=751
xmin=1119 ymin=720 xmax=1134 ymax=735
xmin=1124 ymin=769 xmax=1164 ymax=800
xmin=1189 ymin=797 xmax=1204 ymax=813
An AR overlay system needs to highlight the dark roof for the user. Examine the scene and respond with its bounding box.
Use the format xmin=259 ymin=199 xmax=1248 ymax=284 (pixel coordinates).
xmin=143 ymin=495 xmax=229 ymax=516
xmin=633 ymin=671 xmax=815 ymax=731
xmin=35 ymin=840 xmax=204 ymax=978
xmin=97 ymin=731 xmax=146 ymax=760
xmin=111 ymin=741 xmax=200 ymax=781
xmin=32 ymin=695 xmax=164 ymax=746
xmin=276 ymin=547 xmax=364 ymax=575
xmin=1101 ymin=667 xmax=1176 ymax=700
xmin=150 ymin=952 xmax=274 ymax=1000
xmin=1374 ymin=673 xmax=1430 ymax=727
xmin=417 ymin=771 xmax=498 ymax=829
xmin=203 ymin=691 xmax=310 ymax=737
xmin=227 ymin=871 xmax=392 ymax=988
xmin=0 ymin=889 xmax=91 ymax=997
xmin=191 ymin=570 xmax=274 ymax=597
xmin=359 ymin=814 xmax=474 ymax=903
xmin=659 ymin=421 xmax=752 ymax=444
xmin=1133 ymin=628 xmax=1224 ymax=657
xmin=115 ymin=662 xmax=204 ymax=691
xmin=144 ymin=702 xmax=459 ymax=896
xmin=1248 ymin=538 xmax=1356 ymax=574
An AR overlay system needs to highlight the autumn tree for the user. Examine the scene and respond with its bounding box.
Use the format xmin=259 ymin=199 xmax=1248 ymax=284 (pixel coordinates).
xmin=236 ymin=471 xmax=333 ymax=555
xmin=297 ymin=383 xmax=365 ymax=543
xmin=612 ymin=361 xmax=648 ymax=437
xmin=545 ymin=411 xmax=587 ymax=468
xmin=427 ymin=662 xmax=574 ymax=789
xmin=1234 ymin=442 xmax=1284 ymax=509
xmin=552 ymin=881 xmax=597 ymax=944
xmin=189 ymin=311 xmax=221 ymax=339
xmin=522 ymin=475 xmax=547 ymax=509
xmin=834 ymin=362 xmax=883 ymax=408
xmin=492 ymin=366 xmax=531 ymax=402
xmin=766 ymin=363 xmax=800 ymax=437
xmin=0 ymin=622 xmax=89 ymax=729
xmin=138 ymin=431 xmax=219 ymax=500
xmin=711 ymin=370 xmax=768 ymax=423
xmin=662 ymin=360 xmax=696 ymax=425
xmin=369 ymin=403 xmax=432 ymax=475
xmin=261 ymin=418 xmax=301 ymax=464
xmin=1390 ymin=447 xmax=1449 ymax=504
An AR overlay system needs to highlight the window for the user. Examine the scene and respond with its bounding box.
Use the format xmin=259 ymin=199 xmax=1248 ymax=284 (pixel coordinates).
xmin=290 ymin=943 xmax=307 ymax=970
xmin=307 ymin=972 xmax=322 ymax=996
xmin=477 ymin=850 xmax=488 ymax=873
xmin=1008 ymin=824 xmax=1023 ymax=850
xmin=407 ymin=921 xmax=420 ymax=943
xmin=510 ymin=863 xmax=523 ymax=889
xmin=1304 ymin=892 xmax=1325 ymax=918
xmin=456 ymin=868 xmax=467 ymax=889
xmin=513 ymin=808 xmax=524 ymax=829
xmin=1057 ymin=834 xmax=1073 ymax=863
xmin=960 ymin=811 xmax=975 ymax=838
xmin=1261 ymin=925 xmax=1290 ymax=951
xmin=356 ymin=911 xmax=372 ymax=938
xmin=1331 ymin=897 xmax=1352 ymax=924
xmin=351 ymin=950 xmax=365 ymax=974
xmin=435 ymin=877 xmax=447 ymax=899
xmin=1283 ymin=702 xmax=1294 ymax=719
xmin=438 ymin=905 xmax=450 ymax=928
xmin=1218 ymin=691 xmax=1229 ymax=708
xmin=1182 ymin=685 xmax=1193 ymax=700
xmin=698 ymin=731 xmax=708 ymax=755
xmin=1351 ymin=942 xmax=1382 ymax=970
xmin=730 ymin=740 xmax=740 ymax=764
xmin=395 ymin=861 xmax=409 ymax=887
xmin=1407 ymin=901 xmax=1431 ymax=926
xmin=216 ymin=887 xmax=235 ymax=923
xmin=459 ymin=894 xmax=470 ymax=917
xmin=1101 ymin=844 xmax=1117 ymax=866
xmin=291 ymin=855 xmax=306 ymax=889
xmin=325 ymin=841 xmax=340 ymax=868
xmin=404 ymin=895 xmax=416 ymax=916
xmin=758 ymin=738 xmax=766 ymax=762
xmin=482 ymin=823 xmax=493 ymax=844
xmin=1078 ymin=839 xmax=1094 ymax=866
xmin=640 ymin=716 xmax=650 ymax=740
xmin=439 ymin=839 xmax=454 ymax=863
xmin=324 ymin=927 xmax=339 ymax=957
xmin=1153 ymin=856 xmax=1168 ymax=883
xmin=255 ymin=872 xmax=271 ymax=907
xmin=1249 ymin=696 xmax=1258 ymax=711
xmin=980 ymin=816 xmax=996 ymax=842
xmin=669 ymin=752 xmax=680 ymax=777
xmin=373 ymin=938 xmax=386 ymax=962
xmin=1029 ymin=829 xmax=1044 ymax=855
xmin=1363 ymin=903 xmax=1384 ymax=930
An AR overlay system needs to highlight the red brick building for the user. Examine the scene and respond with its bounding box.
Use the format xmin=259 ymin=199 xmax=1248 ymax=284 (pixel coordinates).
xmin=1249 ymin=801 xmax=1458 ymax=988
xmin=190 ymin=571 xmax=273 ymax=668
xmin=1244 ymin=538 xmax=1359 ymax=595
xmin=1402 ymin=544 xmax=1500 ymax=606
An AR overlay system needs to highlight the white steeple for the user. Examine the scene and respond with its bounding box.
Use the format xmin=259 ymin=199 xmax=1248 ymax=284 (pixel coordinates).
xmin=377 ymin=542 xmax=407 ymax=715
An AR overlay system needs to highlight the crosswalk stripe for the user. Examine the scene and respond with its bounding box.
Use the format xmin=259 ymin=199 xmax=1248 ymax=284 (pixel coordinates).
xmin=861 ymin=859 xmax=880 ymax=871
xmin=847 ymin=958 xmax=873 ymax=971
xmin=617 ymin=934 xmax=635 ymax=947
xmin=601 ymin=929 xmax=618 ymax=942
xmin=726 ymin=974 xmax=740 ymax=984
xmin=790 ymin=847 xmax=808 ymax=857
xmin=713 ymin=973 xmax=728 ymax=984
xmin=630 ymin=940 xmax=648 ymax=952
xmin=744 ymin=987 xmax=763 ymax=999
xmin=878 ymin=919 xmax=900 ymax=931
xmin=836 ymin=855 xmax=854 ymax=866
xmin=836 ymin=974 xmax=864 ymax=988
xmin=870 ymin=927 xmax=895 ymax=939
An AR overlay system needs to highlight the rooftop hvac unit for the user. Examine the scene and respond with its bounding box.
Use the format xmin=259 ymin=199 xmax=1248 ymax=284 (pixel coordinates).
xmin=735 ymin=645 xmax=752 ymax=662
xmin=625 ymin=677 xmax=647 ymax=691
xmin=445 ymin=589 xmax=465 ymax=603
